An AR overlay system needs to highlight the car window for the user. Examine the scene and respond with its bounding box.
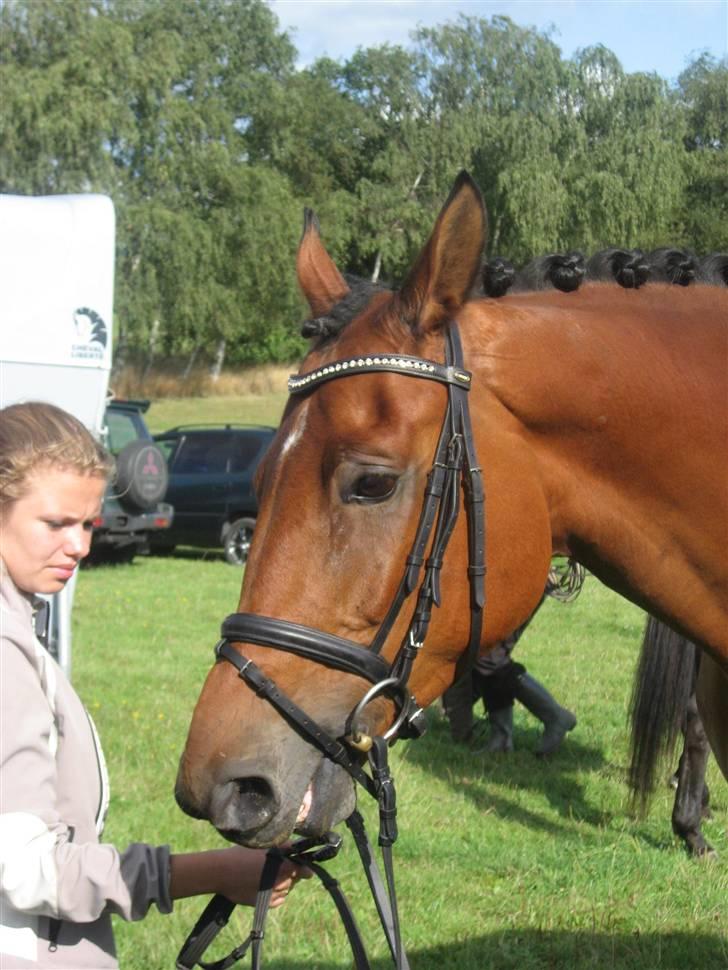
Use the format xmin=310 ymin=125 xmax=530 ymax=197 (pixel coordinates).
xmin=229 ymin=433 xmax=270 ymax=473
xmin=155 ymin=438 xmax=177 ymax=463
xmin=106 ymin=409 xmax=144 ymax=455
xmin=173 ymin=434 xmax=230 ymax=474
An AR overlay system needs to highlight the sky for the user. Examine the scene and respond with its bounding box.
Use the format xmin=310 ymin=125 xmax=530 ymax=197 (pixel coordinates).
xmin=269 ymin=0 xmax=728 ymax=83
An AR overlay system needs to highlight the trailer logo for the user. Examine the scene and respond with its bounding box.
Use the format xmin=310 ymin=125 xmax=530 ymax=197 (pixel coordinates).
xmin=72 ymin=307 xmax=108 ymax=360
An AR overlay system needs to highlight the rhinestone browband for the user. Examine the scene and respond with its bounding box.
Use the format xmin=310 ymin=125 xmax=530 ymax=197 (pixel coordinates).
xmin=288 ymin=353 xmax=472 ymax=395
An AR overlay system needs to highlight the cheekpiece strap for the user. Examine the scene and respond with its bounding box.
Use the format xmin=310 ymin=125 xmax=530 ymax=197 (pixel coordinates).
xmin=288 ymin=354 xmax=472 ymax=395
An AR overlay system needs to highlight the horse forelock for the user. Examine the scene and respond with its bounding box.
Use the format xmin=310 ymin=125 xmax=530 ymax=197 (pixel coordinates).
xmin=300 ymin=274 xmax=392 ymax=343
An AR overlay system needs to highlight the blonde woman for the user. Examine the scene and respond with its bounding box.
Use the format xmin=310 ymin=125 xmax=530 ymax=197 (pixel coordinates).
xmin=0 ymin=402 xmax=304 ymax=969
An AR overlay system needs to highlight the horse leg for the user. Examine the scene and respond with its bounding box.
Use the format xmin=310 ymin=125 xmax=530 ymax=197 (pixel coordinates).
xmin=696 ymin=652 xmax=728 ymax=782
xmin=671 ymin=693 xmax=715 ymax=858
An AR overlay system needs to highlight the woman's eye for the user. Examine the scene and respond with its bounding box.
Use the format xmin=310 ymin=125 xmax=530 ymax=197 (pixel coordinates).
xmin=350 ymin=473 xmax=398 ymax=503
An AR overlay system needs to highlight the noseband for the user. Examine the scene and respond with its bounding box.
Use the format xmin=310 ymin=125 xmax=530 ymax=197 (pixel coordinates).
xmin=179 ymin=322 xmax=485 ymax=970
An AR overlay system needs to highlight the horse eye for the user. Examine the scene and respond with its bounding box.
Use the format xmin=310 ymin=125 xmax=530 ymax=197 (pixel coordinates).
xmin=350 ymin=473 xmax=398 ymax=503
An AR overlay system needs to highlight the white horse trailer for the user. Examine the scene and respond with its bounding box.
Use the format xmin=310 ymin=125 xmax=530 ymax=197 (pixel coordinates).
xmin=0 ymin=193 xmax=115 ymax=675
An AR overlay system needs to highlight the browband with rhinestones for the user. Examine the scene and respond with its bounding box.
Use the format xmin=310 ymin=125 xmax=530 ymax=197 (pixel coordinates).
xmin=288 ymin=353 xmax=472 ymax=395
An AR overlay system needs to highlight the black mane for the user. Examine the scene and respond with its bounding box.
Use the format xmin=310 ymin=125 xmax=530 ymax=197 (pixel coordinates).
xmin=482 ymin=257 xmax=516 ymax=297
xmin=482 ymin=248 xmax=727 ymax=298
xmin=698 ymin=252 xmax=728 ymax=286
xmin=648 ymin=247 xmax=698 ymax=286
xmin=300 ymin=251 xmax=727 ymax=341
xmin=511 ymin=252 xmax=587 ymax=293
xmin=300 ymin=274 xmax=391 ymax=340
xmin=587 ymin=248 xmax=650 ymax=289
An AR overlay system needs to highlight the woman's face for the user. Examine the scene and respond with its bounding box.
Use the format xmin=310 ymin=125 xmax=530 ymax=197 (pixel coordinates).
xmin=1 ymin=467 xmax=106 ymax=594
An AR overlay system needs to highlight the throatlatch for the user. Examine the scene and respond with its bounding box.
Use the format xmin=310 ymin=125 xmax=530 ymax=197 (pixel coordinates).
xmin=177 ymin=322 xmax=485 ymax=970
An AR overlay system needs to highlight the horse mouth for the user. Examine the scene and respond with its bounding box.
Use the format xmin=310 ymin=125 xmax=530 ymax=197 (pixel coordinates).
xmin=296 ymin=784 xmax=314 ymax=827
xmin=292 ymin=759 xmax=356 ymax=839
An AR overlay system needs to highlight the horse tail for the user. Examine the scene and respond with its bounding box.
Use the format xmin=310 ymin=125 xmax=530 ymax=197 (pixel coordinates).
xmin=627 ymin=615 xmax=697 ymax=814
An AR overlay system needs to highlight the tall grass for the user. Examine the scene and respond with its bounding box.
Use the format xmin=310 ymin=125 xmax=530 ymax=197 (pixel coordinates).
xmin=111 ymin=363 xmax=292 ymax=402
xmin=72 ymin=556 xmax=727 ymax=970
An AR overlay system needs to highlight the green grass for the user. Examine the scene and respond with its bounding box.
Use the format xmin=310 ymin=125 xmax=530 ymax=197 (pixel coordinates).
xmin=72 ymin=560 xmax=728 ymax=970
xmin=144 ymin=394 xmax=288 ymax=436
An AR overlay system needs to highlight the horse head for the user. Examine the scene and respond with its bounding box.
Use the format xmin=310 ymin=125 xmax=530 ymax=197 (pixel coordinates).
xmin=175 ymin=173 xmax=557 ymax=846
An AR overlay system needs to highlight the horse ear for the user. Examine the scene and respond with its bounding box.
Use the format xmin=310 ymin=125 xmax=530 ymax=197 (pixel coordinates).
xmin=296 ymin=209 xmax=351 ymax=317
xmin=398 ymin=172 xmax=487 ymax=333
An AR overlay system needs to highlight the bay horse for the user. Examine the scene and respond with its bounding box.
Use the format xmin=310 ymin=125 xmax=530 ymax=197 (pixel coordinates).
xmin=176 ymin=172 xmax=728 ymax=853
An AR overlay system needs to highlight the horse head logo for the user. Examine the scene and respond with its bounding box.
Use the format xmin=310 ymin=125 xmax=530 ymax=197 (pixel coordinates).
xmin=73 ymin=307 xmax=108 ymax=348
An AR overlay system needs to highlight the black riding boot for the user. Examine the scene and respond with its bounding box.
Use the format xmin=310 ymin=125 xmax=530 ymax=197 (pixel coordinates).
xmin=442 ymin=676 xmax=475 ymax=743
xmin=480 ymin=704 xmax=514 ymax=753
xmin=472 ymin=658 xmax=523 ymax=753
xmin=514 ymin=673 xmax=576 ymax=755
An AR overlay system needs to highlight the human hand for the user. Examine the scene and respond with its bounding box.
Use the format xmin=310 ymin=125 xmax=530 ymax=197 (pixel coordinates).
xmin=216 ymin=845 xmax=311 ymax=908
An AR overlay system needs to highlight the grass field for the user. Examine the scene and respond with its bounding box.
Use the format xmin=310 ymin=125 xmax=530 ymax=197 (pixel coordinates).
xmin=144 ymin=391 xmax=289 ymax=435
xmin=72 ymin=563 xmax=728 ymax=970
xmin=70 ymin=393 xmax=727 ymax=969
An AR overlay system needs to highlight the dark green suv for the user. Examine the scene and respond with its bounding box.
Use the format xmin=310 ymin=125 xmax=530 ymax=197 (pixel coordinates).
xmin=151 ymin=424 xmax=275 ymax=565
xmin=89 ymin=399 xmax=174 ymax=563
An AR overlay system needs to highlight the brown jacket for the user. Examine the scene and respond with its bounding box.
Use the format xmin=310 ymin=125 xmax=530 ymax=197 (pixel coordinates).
xmin=0 ymin=566 xmax=172 ymax=968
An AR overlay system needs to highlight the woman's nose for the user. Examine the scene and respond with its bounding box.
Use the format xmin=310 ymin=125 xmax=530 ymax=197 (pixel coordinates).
xmin=65 ymin=526 xmax=90 ymax=559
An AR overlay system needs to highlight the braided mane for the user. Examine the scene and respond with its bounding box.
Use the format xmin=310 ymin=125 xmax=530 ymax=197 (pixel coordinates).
xmin=482 ymin=247 xmax=727 ymax=298
xmin=300 ymin=250 xmax=728 ymax=339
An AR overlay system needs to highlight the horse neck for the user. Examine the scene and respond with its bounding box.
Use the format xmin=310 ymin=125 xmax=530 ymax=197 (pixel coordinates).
xmin=459 ymin=288 xmax=728 ymax=653
xmin=463 ymin=287 xmax=726 ymax=472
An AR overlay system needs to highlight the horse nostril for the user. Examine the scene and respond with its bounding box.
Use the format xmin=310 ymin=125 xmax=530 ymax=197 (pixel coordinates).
xmin=211 ymin=774 xmax=278 ymax=836
xmin=234 ymin=776 xmax=274 ymax=815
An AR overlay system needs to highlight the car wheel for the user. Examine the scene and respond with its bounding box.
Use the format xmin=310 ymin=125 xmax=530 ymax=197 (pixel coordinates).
xmin=223 ymin=517 xmax=256 ymax=566
xmin=111 ymin=545 xmax=137 ymax=565
xmin=86 ymin=544 xmax=137 ymax=566
xmin=113 ymin=441 xmax=169 ymax=511
xmin=150 ymin=542 xmax=176 ymax=557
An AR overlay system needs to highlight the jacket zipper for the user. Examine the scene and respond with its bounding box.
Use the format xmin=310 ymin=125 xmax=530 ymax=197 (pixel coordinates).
xmin=48 ymin=826 xmax=75 ymax=952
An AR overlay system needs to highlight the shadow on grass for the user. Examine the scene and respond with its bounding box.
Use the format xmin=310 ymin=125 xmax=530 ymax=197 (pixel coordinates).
xmin=405 ymin=713 xmax=613 ymax=833
xmin=85 ymin=547 xmax=233 ymax=569
xmin=147 ymin=546 xmax=228 ymax=563
xmin=257 ymin=929 xmax=727 ymax=969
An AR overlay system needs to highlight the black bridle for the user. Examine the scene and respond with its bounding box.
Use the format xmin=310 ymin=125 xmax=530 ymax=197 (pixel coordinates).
xmin=177 ymin=322 xmax=485 ymax=970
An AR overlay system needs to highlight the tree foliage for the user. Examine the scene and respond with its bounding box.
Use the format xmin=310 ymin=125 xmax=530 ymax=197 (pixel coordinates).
xmin=676 ymin=53 xmax=728 ymax=252
xmin=1 ymin=2 xmax=724 ymax=369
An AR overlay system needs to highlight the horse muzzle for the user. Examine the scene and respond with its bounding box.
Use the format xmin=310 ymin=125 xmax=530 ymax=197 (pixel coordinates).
xmin=175 ymin=749 xmax=355 ymax=847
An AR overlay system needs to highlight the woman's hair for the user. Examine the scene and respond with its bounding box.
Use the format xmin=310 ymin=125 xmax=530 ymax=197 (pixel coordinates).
xmin=0 ymin=401 xmax=114 ymax=507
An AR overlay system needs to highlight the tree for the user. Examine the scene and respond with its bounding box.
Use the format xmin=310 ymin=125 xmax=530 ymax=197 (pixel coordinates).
xmin=1 ymin=2 xmax=716 ymax=373
xmin=0 ymin=0 xmax=134 ymax=194
xmin=414 ymin=15 xmax=571 ymax=261
xmin=108 ymin=0 xmax=303 ymax=364
xmin=676 ymin=53 xmax=728 ymax=251
xmin=563 ymin=47 xmax=687 ymax=251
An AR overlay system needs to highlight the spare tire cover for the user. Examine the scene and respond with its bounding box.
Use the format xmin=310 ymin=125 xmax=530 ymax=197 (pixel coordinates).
xmin=114 ymin=441 xmax=169 ymax=511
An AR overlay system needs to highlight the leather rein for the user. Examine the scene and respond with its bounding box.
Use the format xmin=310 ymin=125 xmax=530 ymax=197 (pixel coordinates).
xmin=177 ymin=322 xmax=486 ymax=970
